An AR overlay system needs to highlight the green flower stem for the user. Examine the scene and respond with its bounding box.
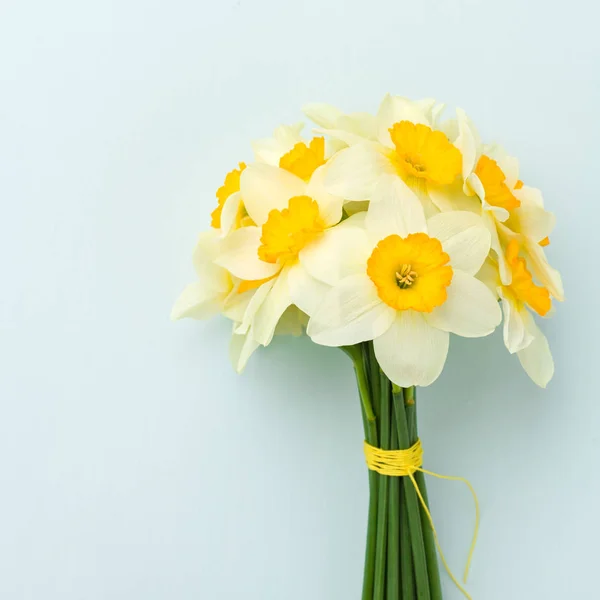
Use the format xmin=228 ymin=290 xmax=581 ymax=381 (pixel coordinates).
xmin=387 ymin=412 xmax=401 ymax=599
xmin=406 ymin=388 xmax=443 ymax=600
xmin=400 ymin=483 xmax=416 ymax=600
xmin=373 ymin=372 xmax=391 ymax=600
xmin=351 ymin=348 xmax=379 ymax=600
xmin=393 ymin=389 xmax=431 ymax=600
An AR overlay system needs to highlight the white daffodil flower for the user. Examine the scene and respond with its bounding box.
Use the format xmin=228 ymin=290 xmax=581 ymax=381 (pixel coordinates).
xmin=171 ymin=229 xmax=303 ymax=373
xmin=478 ymin=238 xmax=555 ymax=387
xmin=447 ymin=109 xmax=564 ymax=302
xmin=214 ymin=151 xmax=344 ymax=347
xmin=214 ymin=124 xmax=341 ymax=237
xmin=320 ymin=95 xmax=460 ymax=218
xmin=306 ymin=175 xmax=502 ymax=387
xmin=171 ymin=229 xmax=238 ymax=321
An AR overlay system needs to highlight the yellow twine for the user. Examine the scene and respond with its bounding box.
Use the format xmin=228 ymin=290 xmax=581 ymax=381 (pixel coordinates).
xmin=364 ymin=439 xmax=480 ymax=600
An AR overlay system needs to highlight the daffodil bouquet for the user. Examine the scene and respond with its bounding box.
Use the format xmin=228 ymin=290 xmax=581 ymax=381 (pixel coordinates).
xmin=173 ymin=95 xmax=563 ymax=599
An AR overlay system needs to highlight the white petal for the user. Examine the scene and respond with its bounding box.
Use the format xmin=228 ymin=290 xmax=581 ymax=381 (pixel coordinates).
xmin=171 ymin=282 xmax=224 ymax=320
xmin=287 ymin=263 xmax=330 ymax=317
xmin=215 ymin=226 xmax=280 ymax=280
xmin=222 ymin=288 xmax=254 ymax=322
xmin=306 ymin=164 xmax=343 ymax=226
xmin=219 ymin=191 xmax=242 ymax=235
xmin=505 ymin=200 xmax=555 ymax=243
xmin=229 ymin=327 xmax=261 ymax=373
xmin=308 ymin=274 xmax=395 ymax=346
xmin=454 ymin=108 xmax=480 ymax=178
xmin=426 ymin=271 xmax=501 ymax=337
xmin=517 ymin=312 xmax=554 ymax=388
xmin=337 ymin=112 xmax=378 ymax=140
xmin=523 ymin=239 xmax=564 ymax=301
xmin=374 ymin=312 xmax=449 ymax=387
xmin=240 ymin=164 xmax=306 ymax=226
xmin=235 ymin=278 xmax=276 ymax=334
xmin=324 ymin=142 xmax=394 ymax=201
xmin=428 ymin=181 xmax=481 ymax=214
xmin=365 ymin=175 xmax=427 ymax=240
xmin=192 ymin=230 xmax=230 ymax=287
xmin=499 ymin=290 xmax=533 ymax=353
xmin=300 ymin=218 xmax=371 ymax=286
xmin=513 ymin=185 xmax=544 ymax=208
xmin=426 ymin=211 xmax=491 ymax=275
xmin=302 ymin=103 xmax=343 ymax=129
xmin=483 ymin=211 xmax=511 ymax=285
xmin=252 ymin=267 xmax=293 ymax=346
xmin=476 ymin=258 xmax=501 ymax=296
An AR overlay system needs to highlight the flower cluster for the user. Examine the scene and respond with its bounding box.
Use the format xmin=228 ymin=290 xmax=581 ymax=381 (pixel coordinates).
xmin=173 ymin=95 xmax=563 ymax=387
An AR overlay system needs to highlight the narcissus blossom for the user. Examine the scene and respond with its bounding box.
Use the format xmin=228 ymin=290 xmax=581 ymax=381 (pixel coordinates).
xmin=306 ymin=175 xmax=501 ymax=387
xmin=174 ymin=94 xmax=562 ymax=386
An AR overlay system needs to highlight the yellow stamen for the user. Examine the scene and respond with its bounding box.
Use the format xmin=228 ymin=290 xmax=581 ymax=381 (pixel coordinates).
xmin=474 ymin=156 xmax=520 ymax=211
xmin=211 ymin=162 xmax=246 ymax=229
xmin=395 ymin=264 xmax=418 ymax=288
xmin=389 ymin=121 xmax=462 ymax=186
xmin=258 ymin=195 xmax=325 ymax=265
xmin=539 ymin=236 xmax=550 ymax=247
xmin=278 ymin=137 xmax=326 ymax=181
xmin=367 ymin=233 xmax=453 ymax=312
xmin=504 ymin=239 xmax=551 ymax=316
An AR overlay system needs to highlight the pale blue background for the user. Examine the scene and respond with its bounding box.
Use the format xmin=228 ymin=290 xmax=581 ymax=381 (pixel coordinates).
xmin=0 ymin=1 xmax=598 ymax=598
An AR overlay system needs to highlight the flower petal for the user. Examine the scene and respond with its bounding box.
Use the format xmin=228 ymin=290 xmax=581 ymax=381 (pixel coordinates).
xmin=229 ymin=326 xmax=261 ymax=373
xmin=215 ymin=226 xmax=281 ymax=280
xmin=192 ymin=231 xmax=230 ymax=287
xmin=365 ymin=174 xmax=427 ymax=240
xmin=300 ymin=217 xmax=371 ymax=285
xmin=517 ymin=312 xmax=554 ymax=388
xmin=453 ymin=108 xmax=480 ymax=178
xmin=374 ymin=311 xmax=449 ymax=387
xmin=426 ymin=211 xmax=491 ymax=275
xmin=306 ymin=163 xmax=343 ymax=226
xmin=426 ymin=271 xmax=502 ymax=337
xmin=219 ymin=191 xmax=242 ymax=235
xmin=523 ymin=239 xmax=564 ymax=301
xmin=308 ymin=274 xmax=395 ymax=346
xmin=235 ymin=278 xmax=276 ymax=335
xmin=323 ymin=142 xmax=395 ymax=201
xmin=240 ymin=164 xmax=306 ymax=226
xmin=302 ymin=103 xmax=343 ymax=129
xmin=287 ymin=263 xmax=331 ymax=317
xmin=171 ymin=282 xmax=224 ymax=320
xmin=498 ymin=290 xmax=533 ymax=353
xmin=251 ymin=267 xmax=293 ymax=346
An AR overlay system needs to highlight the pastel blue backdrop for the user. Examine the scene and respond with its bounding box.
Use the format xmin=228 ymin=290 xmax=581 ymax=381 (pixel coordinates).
xmin=1 ymin=1 xmax=598 ymax=598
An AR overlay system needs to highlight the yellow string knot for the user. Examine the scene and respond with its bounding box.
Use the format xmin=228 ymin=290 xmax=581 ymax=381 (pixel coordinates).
xmin=363 ymin=439 xmax=480 ymax=600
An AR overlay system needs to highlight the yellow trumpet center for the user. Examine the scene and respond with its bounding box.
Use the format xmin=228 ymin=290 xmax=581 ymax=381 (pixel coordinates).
xmin=389 ymin=121 xmax=462 ymax=186
xmin=258 ymin=195 xmax=325 ymax=265
xmin=504 ymin=239 xmax=551 ymax=316
xmin=279 ymin=137 xmax=326 ymax=181
xmin=474 ymin=155 xmax=520 ymax=211
xmin=211 ymin=162 xmax=246 ymax=229
xmin=367 ymin=233 xmax=453 ymax=312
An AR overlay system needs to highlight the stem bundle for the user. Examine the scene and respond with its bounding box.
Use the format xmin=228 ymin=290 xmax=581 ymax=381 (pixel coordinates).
xmin=349 ymin=342 xmax=443 ymax=600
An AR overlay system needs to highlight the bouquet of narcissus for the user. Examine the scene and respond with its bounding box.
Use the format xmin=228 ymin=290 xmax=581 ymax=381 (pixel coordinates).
xmin=172 ymin=95 xmax=563 ymax=599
